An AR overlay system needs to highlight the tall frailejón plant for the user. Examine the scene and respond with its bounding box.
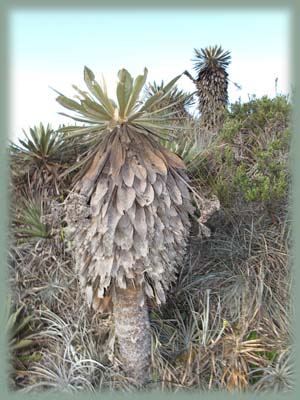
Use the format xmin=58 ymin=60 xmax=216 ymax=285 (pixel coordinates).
xmin=55 ymin=67 xmax=193 ymax=386
xmin=185 ymin=45 xmax=231 ymax=136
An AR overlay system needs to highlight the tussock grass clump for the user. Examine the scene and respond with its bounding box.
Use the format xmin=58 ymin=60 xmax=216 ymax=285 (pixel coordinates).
xmin=146 ymin=94 xmax=293 ymax=391
xmin=150 ymin=203 xmax=291 ymax=391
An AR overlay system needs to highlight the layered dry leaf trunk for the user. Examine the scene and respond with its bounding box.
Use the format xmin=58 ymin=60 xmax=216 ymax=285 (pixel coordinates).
xmin=65 ymin=126 xmax=192 ymax=384
xmin=114 ymin=285 xmax=150 ymax=386
xmin=196 ymin=71 xmax=228 ymax=136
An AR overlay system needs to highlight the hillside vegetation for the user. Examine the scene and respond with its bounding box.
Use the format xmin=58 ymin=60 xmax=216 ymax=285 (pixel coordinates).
xmin=8 ymin=85 xmax=293 ymax=392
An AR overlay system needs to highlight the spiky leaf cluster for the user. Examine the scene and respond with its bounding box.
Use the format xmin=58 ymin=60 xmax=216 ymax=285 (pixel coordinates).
xmin=12 ymin=195 xmax=51 ymax=240
xmin=11 ymin=123 xmax=66 ymax=170
xmin=57 ymin=67 xmax=193 ymax=309
xmin=193 ymin=45 xmax=231 ymax=77
xmin=145 ymin=81 xmax=194 ymax=121
xmin=10 ymin=123 xmax=70 ymax=195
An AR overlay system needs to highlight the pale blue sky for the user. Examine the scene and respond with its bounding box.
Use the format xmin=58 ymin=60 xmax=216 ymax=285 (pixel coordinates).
xmin=9 ymin=9 xmax=290 ymax=141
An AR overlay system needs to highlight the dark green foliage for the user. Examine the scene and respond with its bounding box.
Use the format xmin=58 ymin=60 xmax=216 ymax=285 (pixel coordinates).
xmin=196 ymin=95 xmax=291 ymax=206
xmin=229 ymin=95 xmax=291 ymax=127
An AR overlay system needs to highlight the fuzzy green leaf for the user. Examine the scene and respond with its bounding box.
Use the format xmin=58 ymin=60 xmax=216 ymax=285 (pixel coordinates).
xmin=58 ymin=123 xmax=106 ymax=137
xmin=125 ymin=67 xmax=148 ymax=116
xmin=117 ymin=68 xmax=133 ymax=118
xmin=57 ymin=112 xmax=102 ymax=124
xmin=81 ymin=98 xmax=112 ymax=121
xmin=56 ymin=95 xmax=83 ymax=112
xmin=84 ymin=66 xmax=115 ymax=117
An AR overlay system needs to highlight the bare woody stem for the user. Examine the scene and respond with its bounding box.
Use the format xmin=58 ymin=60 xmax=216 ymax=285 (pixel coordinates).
xmin=183 ymin=70 xmax=196 ymax=84
xmin=113 ymin=284 xmax=151 ymax=387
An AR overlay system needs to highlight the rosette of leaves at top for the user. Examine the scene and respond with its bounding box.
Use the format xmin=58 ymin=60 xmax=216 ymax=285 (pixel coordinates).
xmin=10 ymin=123 xmax=72 ymax=196
xmin=55 ymin=66 xmax=194 ymax=385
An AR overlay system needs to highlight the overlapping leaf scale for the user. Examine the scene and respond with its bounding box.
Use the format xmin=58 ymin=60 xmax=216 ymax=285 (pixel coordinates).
xmin=65 ymin=129 xmax=191 ymax=309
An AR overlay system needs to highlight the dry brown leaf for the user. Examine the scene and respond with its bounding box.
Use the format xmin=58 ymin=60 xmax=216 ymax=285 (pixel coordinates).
xmin=144 ymin=207 xmax=155 ymax=231
xmin=121 ymin=160 xmax=135 ymax=187
xmin=117 ymin=213 xmax=131 ymax=230
xmin=161 ymin=191 xmax=171 ymax=208
xmin=116 ymin=185 xmax=136 ymax=214
xmin=144 ymin=281 xmax=154 ymax=298
xmin=167 ymin=174 xmax=183 ymax=205
xmin=100 ymin=184 xmax=115 ymax=218
xmin=110 ymin=134 xmax=125 ymax=178
xmin=79 ymin=149 xmax=109 ymax=196
xmin=114 ymin=224 xmax=133 ymax=249
xmin=154 ymin=281 xmax=166 ymax=304
xmin=136 ymin=183 xmax=155 ymax=207
xmin=133 ymin=231 xmax=149 ymax=258
xmin=146 ymin=167 xmax=157 ymax=184
xmin=176 ymin=175 xmax=190 ymax=199
xmin=126 ymin=201 xmax=136 ymax=224
xmin=153 ymin=176 xmax=163 ymax=196
xmin=133 ymin=176 xmax=147 ymax=194
xmin=161 ymin=147 xmax=186 ymax=169
xmin=119 ymin=125 xmax=131 ymax=145
xmin=107 ymin=205 xmax=122 ymax=235
xmin=144 ymin=147 xmax=167 ymax=176
xmin=153 ymin=225 xmax=164 ymax=249
xmin=130 ymin=156 xmax=147 ymax=180
xmin=133 ymin=206 xmax=147 ymax=239
xmin=90 ymin=178 xmax=108 ymax=216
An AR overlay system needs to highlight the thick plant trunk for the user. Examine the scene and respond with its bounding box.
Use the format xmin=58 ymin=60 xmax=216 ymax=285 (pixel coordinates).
xmin=113 ymin=284 xmax=151 ymax=387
